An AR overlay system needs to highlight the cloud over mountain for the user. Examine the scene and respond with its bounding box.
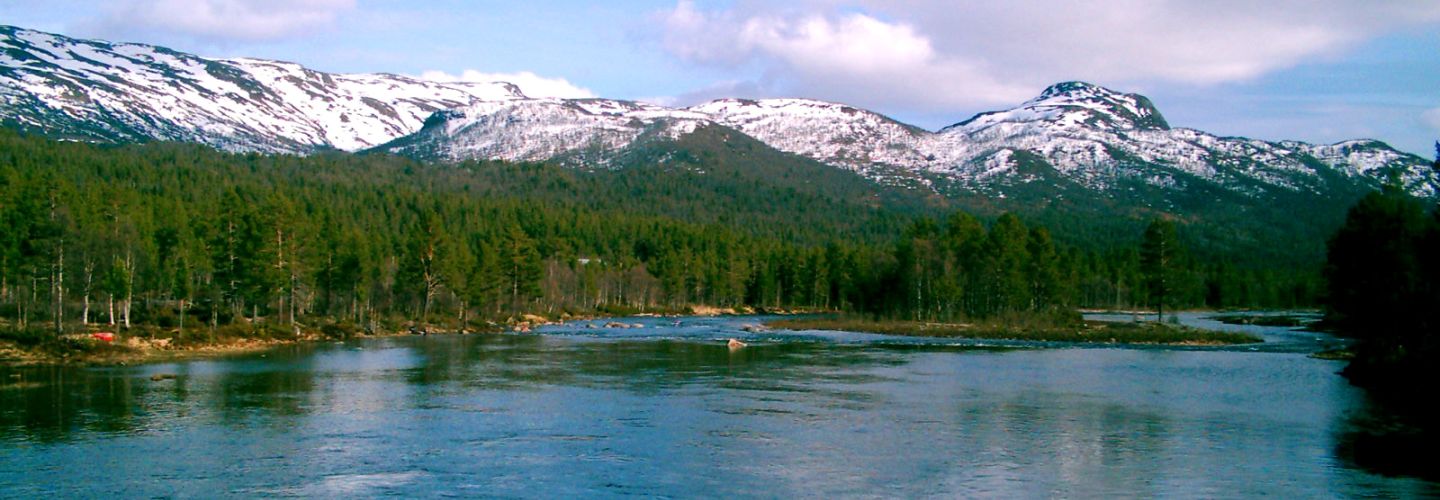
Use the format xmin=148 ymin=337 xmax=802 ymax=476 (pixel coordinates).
xmin=657 ymin=1 xmax=1440 ymax=113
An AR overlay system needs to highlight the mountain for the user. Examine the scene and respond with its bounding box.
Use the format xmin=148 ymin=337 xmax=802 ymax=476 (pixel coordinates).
xmin=4 ymin=24 xmax=1438 ymax=262
xmin=699 ymin=82 xmax=1437 ymax=201
xmin=367 ymin=77 xmax=1436 ymax=203
xmin=0 ymin=25 xmax=524 ymax=153
xmin=4 ymin=25 xmax=1433 ymax=202
xmin=686 ymin=98 xmax=936 ymax=187
xmin=375 ymin=98 xmax=711 ymax=167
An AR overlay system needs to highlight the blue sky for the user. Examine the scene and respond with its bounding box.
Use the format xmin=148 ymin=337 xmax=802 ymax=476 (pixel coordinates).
xmin=4 ymin=0 xmax=1438 ymax=156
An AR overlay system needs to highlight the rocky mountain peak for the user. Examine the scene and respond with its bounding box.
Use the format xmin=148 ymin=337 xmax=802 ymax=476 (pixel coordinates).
xmin=946 ymin=81 xmax=1169 ymax=134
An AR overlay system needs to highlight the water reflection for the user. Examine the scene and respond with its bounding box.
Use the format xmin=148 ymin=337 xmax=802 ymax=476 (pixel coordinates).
xmin=1 ymin=320 xmax=1437 ymax=497
xmin=1335 ymin=392 xmax=1440 ymax=483
xmin=0 ymin=365 xmax=153 ymax=442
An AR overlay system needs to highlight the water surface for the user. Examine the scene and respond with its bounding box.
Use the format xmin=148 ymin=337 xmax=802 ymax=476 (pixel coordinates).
xmin=1 ymin=314 xmax=1434 ymax=497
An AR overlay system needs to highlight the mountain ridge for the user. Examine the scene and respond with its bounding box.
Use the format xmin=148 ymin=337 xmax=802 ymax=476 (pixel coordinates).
xmin=3 ymin=24 xmax=1436 ymax=203
xmin=0 ymin=25 xmax=524 ymax=153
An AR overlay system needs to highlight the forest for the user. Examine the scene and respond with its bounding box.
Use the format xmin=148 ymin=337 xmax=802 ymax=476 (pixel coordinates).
xmin=0 ymin=129 xmax=1318 ymax=340
xmin=1323 ymin=184 xmax=1439 ymax=390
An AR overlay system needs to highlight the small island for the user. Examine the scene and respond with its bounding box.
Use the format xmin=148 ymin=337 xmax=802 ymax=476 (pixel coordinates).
xmin=767 ymin=316 xmax=1261 ymax=345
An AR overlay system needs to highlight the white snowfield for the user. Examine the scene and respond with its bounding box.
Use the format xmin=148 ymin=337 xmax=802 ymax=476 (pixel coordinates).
xmin=3 ymin=25 xmax=1436 ymax=198
xmin=385 ymin=98 xmax=709 ymax=165
xmin=1 ymin=26 xmax=523 ymax=152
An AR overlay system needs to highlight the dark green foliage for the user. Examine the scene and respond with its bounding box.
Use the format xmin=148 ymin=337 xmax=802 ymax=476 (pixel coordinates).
xmin=1324 ymin=187 xmax=1431 ymax=336
xmin=1323 ymin=187 xmax=1438 ymax=389
xmin=0 ymin=129 xmax=1323 ymax=337
xmin=1141 ymin=218 xmax=1182 ymax=320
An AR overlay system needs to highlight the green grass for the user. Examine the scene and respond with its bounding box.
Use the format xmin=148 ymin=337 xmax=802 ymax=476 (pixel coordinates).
xmin=768 ymin=316 xmax=1261 ymax=345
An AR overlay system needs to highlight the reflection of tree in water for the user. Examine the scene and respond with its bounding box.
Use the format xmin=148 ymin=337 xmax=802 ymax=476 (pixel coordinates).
xmin=0 ymin=366 xmax=151 ymax=442
xmin=405 ymin=334 xmax=556 ymax=389
xmin=396 ymin=335 xmax=924 ymax=393
xmin=212 ymin=357 xmax=319 ymax=421
xmin=1335 ymin=393 xmax=1440 ymax=483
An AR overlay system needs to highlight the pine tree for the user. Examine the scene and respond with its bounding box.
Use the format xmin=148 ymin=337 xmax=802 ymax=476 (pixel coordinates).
xmin=986 ymin=213 xmax=1031 ymax=315
xmin=1140 ymin=218 xmax=1182 ymax=321
xmin=499 ymin=225 xmax=542 ymax=310
xmin=1433 ymin=140 xmax=1439 ymax=171
xmin=1026 ymin=227 xmax=1060 ymax=311
xmin=397 ymin=212 xmax=445 ymax=324
xmin=1325 ymin=186 xmax=1438 ymax=387
xmin=1323 ymin=187 xmax=1429 ymax=337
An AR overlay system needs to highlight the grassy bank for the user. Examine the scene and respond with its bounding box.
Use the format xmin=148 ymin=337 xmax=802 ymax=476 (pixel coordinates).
xmin=0 ymin=318 xmax=503 ymax=367
xmin=0 ymin=302 xmax=760 ymax=367
xmin=767 ymin=316 xmax=1261 ymax=345
xmin=0 ymin=323 xmax=347 ymax=366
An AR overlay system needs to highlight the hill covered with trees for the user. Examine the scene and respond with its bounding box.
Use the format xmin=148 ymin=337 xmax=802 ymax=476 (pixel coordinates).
xmin=1 ymin=129 xmax=1321 ymax=344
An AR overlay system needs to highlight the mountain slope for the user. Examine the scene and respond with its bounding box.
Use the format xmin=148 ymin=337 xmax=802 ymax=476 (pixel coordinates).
xmin=0 ymin=25 xmax=523 ymax=153
xmin=5 ymin=25 xmax=1432 ymax=203
xmin=699 ymin=82 xmax=1437 ymax=200
xmin=374 ymin=98 xmax=711 ymax=167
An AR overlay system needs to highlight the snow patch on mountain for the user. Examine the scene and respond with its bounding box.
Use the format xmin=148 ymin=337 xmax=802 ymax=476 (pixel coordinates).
xmin=4 ymin=25 xmax=1436 ymax=199
xmin=376 ymin=98 xmax=711 ymax=165
xmin=1 ymin=25 xmax=525 ymax=153
xmin=695 ymin=82 xmax=1436 ymax=198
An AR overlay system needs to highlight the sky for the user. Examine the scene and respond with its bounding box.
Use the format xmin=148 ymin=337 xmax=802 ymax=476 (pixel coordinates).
xmin=4 ymin=0 xmax=1438 ymax=156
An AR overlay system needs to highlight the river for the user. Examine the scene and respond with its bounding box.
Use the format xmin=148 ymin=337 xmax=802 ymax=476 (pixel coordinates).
xmin=1 ymin=313 xmax=1435 ymax=497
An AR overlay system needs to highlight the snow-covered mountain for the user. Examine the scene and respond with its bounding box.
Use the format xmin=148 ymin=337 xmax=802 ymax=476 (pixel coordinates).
xmin=686 ymin=98 xmax=933 ymax=178
xmin=0 ymin=25 xmax=523 ymax=153
xmin=374 ymin=76 xmax=1436 ymax=199
xmin=3 ymin=25 xmax=1436 ymax=200
xmin=695 ymin=82 xmax=1438 ymax=198
xmin=376 ymin=98 xmax=710 ymax=167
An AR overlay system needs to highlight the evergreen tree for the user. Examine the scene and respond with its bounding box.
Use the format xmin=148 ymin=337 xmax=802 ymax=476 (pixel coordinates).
xmin=1324 ymin=186 xmax=1438 ymax=388
xmin=1140 ymin=218 xmax=1182 ymax=321
xmin=896 ymin=218 xmax=941 ymax=320
xmin=942 ymin=211 xmax=985 ymax=318
xmin=1323 ymin=187 xmax=1430 ymax=337
xmin=1026 ymin=227 xmax=1061 ymax=310
xmin=986 ymin=213 xmax=1031 ymax=315
xmin=396 ymin=212 xmax=445 ymax=324
xmin=0 ymin=129 xmax=1333 ymax=337
xmin=499 ymin=225 xmax=542 ymax=309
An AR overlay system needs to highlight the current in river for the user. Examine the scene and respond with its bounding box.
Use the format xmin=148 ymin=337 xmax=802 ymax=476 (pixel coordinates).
xmin=1 ymin=313 xmax=1435 ymax=497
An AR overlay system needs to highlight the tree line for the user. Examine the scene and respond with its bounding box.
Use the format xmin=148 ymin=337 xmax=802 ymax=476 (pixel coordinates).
xmin=0 ymin=129 xmax=1316 ymax=338
xmin=1323 ymin=184 xmax=1439 ymax=388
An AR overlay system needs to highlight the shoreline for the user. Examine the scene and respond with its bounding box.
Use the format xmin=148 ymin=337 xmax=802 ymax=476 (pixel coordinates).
xmin=0 ymin=305 xmax=766 ymax=367
xmin=765 ymin=317 xmax=1263 ymax=345
xmin=1 ymin=330 xmax=372 ymax=368
xmin=3 ymin=308 xmax=1269 ymax=368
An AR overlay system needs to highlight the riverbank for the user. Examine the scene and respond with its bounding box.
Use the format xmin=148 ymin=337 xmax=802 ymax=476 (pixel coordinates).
xmin=0 ymin=303 xmax=767 ymax=367
xmin=0 ymin=324 xmax=335 ymax=367
xmin=0 ymin=319 xmax=510 ymax=367
xmin=766 ymin=316 xmax=1262 ymax=345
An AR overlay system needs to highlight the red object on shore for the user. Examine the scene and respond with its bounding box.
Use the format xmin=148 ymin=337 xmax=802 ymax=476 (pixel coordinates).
xmin=92 ymin=332 xmax=115 ymax=342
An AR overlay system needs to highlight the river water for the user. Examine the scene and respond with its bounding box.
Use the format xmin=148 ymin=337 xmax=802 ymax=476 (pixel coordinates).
xmin=1 ymin=313 xmax=1435 ymax=497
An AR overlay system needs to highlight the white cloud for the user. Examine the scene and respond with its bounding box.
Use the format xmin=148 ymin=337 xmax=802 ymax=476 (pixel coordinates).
xmin=656 ymin=1 xmax=1440 ymax=112
xmin=659 ymin=2 xmax=1030 ymax=109
xmin=86 ymin=0 xmax=356 ymax=41
xmin=418 ymin=70 xmax=596 ymax=99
